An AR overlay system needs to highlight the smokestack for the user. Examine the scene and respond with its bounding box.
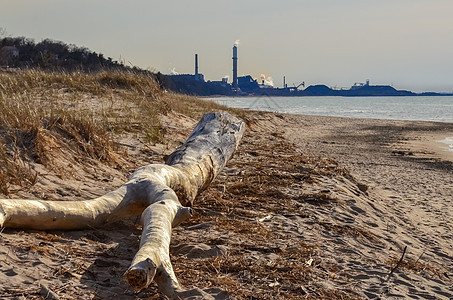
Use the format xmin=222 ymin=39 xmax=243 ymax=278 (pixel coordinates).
xmin=283 ymin=76 xmax=286 ymax=88
xmin=195 ymin=54 xmax=199 ymax=76
xmin=232 ymin=45 xmax=238 ymax=90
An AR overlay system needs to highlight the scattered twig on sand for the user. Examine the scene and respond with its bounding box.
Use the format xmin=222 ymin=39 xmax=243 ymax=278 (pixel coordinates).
xmin=414 ymin=249 xmax=425 ymax=264
xmin=385 ymin=246 xmax=407 ymax=282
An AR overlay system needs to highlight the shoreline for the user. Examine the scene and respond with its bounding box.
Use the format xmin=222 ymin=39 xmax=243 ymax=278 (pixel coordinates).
xmin=405 ymin=132 xmax=453 ymax=162
xmin=437 ymin=137 xmax=453 ymax=158
xmin=275 ymin=112 xmax=453 ymax=162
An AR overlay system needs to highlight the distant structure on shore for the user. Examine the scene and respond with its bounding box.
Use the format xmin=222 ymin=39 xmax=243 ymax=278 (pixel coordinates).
xmin=232 ymin=43 xmax=238 ymax=91
xmin=166 ymin=43 xmax=452 ymax=97
xmin=194 ymin=54 xmax=204 ymax=81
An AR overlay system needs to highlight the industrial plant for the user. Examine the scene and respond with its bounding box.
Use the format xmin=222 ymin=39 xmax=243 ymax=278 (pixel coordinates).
xmin=168 ymin=42 xmax=306 ymax=96
xmin=165 ymin=43 xmax=445 ymax=97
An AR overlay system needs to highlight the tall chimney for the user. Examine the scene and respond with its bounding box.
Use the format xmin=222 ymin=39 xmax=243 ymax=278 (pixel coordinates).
xmin=195 ymin=54 xmax=199 ymax=76
xmin=232 ymin=45 xmax=238 ymax=90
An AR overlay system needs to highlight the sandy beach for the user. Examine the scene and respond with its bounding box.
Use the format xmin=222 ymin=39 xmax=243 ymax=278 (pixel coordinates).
xmin=1 ymin=110 xmax=453 ymax=299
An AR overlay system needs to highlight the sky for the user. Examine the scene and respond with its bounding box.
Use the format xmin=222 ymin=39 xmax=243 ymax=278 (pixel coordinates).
xmin=1 ymin=0 xmax=453 ymax=93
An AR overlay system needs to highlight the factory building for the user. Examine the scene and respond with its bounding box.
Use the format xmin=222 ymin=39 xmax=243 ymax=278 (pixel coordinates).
xmin=238 ymin=75 xmax=259 ymax=93
xmin=170 ymin=53 xmax=204 ymax=82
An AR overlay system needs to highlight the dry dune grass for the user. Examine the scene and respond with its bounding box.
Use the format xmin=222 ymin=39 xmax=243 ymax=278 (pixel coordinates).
xmin=0 ymin=69 xmax=227 ymax=196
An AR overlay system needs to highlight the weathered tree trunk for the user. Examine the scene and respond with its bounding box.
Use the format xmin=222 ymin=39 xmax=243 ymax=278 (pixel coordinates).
xmin=0 ymin=112 xmax=245 ymax=298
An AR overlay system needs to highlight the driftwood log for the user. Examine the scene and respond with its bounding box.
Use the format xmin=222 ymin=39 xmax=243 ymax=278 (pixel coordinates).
xmin=0 ymin=112 xmax=245 ymax=298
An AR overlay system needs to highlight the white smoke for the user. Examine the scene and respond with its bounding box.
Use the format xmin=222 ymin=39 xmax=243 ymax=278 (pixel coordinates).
xmin=234 ymin=39 xmax=240 ymax=47
xmin=169 ymin=67 xmax=179 ymax=75
xmin=260 ymin=74 xmax=274 ymax=86
xmin=266 ymin=77 xmax=274 ymax=86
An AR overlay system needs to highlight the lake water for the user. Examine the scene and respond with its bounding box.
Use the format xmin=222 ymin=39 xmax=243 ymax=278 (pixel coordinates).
xmin=208 ymin=95 xmax=453 ymax=123
xmin=207 ymin=95 xmax=453 ymax=151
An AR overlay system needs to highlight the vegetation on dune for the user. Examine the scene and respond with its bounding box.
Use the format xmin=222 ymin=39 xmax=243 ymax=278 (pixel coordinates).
xmin=0 ymin=69 xmax=228 ymax=196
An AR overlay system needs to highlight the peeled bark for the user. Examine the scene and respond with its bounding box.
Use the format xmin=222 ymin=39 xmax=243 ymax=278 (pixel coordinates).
xmin=0 ymin=112 xmax=245 ymax=298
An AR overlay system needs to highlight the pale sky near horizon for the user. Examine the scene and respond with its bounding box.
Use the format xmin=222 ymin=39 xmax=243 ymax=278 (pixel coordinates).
xmin=1 ymin=0 xmax=453 ymax=92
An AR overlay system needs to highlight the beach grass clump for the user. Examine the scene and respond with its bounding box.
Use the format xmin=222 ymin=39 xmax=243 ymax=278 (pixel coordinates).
xmin=0 ymin=69 xmax=154 ymax=195
xmin=0 ymin=94 xmax=114 ymax=194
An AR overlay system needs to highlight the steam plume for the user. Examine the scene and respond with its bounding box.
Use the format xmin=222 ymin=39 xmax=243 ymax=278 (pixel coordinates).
xmin=260 ymin=74 xmax=274 ymax=86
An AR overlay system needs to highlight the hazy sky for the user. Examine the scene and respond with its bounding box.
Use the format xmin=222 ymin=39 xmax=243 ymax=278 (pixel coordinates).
xmin=2 ymin=0 xmax=453 ymax=92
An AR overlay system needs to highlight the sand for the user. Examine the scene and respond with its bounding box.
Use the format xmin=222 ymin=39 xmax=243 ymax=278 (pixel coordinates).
xmin=1 ymin=111 xmax=453 ymax=299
